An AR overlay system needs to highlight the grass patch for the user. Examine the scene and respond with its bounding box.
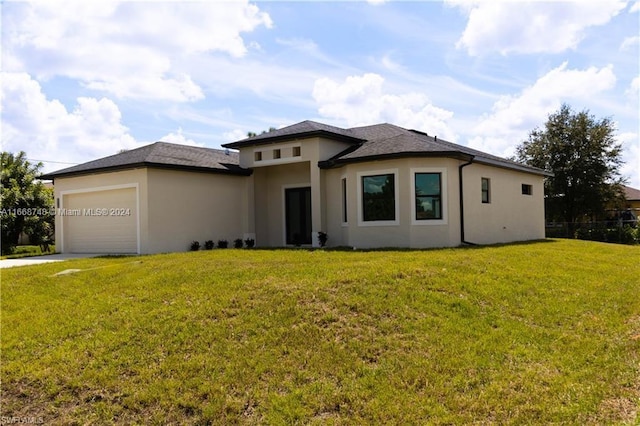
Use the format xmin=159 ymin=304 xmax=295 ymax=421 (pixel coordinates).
xmin=1 ymin=244 xmax=56 ymax=259
xmin=2 ymin=240 xmax=639 ymax=424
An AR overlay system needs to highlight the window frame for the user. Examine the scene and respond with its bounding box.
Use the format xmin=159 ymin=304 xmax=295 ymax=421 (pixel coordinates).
xmin=521 ymin=183 xmax=533 ymax=196
xmin=410 ymin=168 xmax=448 ymax=225
xmin=481 ymin=177 xmax=491 ymax=204
xmin=341 ymin=177 xmax=348 ymax=225
xmin=357 ymin=169 xmax=399 ymax=227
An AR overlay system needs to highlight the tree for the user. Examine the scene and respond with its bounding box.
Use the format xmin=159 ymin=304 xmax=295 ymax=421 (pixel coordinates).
xmin=247 ymin=127 xmax=277 ymax=138
xmin=515 ymin=104 xmax=625 ymax=230
xmin=1 ymin=152 xmax=54 ymax=254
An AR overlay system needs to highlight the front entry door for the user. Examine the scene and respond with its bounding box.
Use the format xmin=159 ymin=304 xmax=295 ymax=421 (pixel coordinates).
xmin=285 ymin=187 xmax=312 ymax=245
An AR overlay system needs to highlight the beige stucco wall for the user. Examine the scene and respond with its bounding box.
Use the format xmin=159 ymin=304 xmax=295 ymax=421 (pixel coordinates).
xmin=145 ymin=168 xmax=247 ymax=253
xmin=52 ymin=168 xmax=149 ymax=253
xmin=53 ymin=167 xmax=249 ymax=254
xmin=323 ymin=158 xmax=462 ymax=249
xmin=462 ymin=163 xmax=546 ymax=244
xmin=253 ymin=162 xmax=311 ymax=247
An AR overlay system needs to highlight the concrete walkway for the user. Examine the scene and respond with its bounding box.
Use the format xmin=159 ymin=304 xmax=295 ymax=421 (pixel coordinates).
xmin=0 ymin=253 xmax=104 ymax=268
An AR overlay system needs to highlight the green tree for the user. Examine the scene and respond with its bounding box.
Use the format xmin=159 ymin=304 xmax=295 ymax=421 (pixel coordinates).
xmin=1 ymin=152 xmax=54 ymax=254
xmin=247 ymin=127 xmax=277 ymax=138
xmin=515 ymin=104 xmax=625 ymax=230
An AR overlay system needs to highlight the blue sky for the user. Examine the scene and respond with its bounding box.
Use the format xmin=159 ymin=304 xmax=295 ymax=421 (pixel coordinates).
xmin=2 ymin=0 xmax=639 ymax=187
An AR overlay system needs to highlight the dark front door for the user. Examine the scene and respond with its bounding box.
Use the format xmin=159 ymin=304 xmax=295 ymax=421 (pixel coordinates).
xmin=285 ymin=187 xmax=312 ymax=245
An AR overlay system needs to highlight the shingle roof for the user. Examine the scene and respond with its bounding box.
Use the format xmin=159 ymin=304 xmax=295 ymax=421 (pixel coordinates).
xmin=40 ymin=142 xmax=250 ymax=179
xmin=624 ymin=185 xmax=640 ymax=201
xmin=222 ymin=120 xmax=364 ymax=148
xmin=320 ymin=123 xmax=551 ymax=176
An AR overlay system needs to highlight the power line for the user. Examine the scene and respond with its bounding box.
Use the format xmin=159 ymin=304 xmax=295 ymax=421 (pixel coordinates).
xmin=27 ymin=158 xmax=79 ymax=165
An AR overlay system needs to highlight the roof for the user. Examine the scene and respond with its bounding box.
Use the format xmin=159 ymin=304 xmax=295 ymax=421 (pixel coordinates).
xmin=323 ymin=123 xmax=551 ymax=176
xmin=223 ymin=120 xmax=549 ymax=176
xmin=624 ymin=185 xmax=640 ymax=201
xmin=40 ymin=142 xmax=251 ymax=180
xmin=222 ymin=120 xmax=365 ymax=148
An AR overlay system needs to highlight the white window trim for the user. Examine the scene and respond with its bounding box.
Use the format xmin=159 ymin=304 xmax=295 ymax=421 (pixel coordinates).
xmin=341 ymin=175 xmax=348 ymax=227
xmin=410 ymin=168 xmax=448 ymax=226
xmin=357 ymin=169 xmax=400 ymax=227
xmin=521 ymin=183 xmax=533 ymax=196
xmin=481 ymin=177 xmax=491 ymax=204
xmin=59 ymin=183 xmax=141 ymax=254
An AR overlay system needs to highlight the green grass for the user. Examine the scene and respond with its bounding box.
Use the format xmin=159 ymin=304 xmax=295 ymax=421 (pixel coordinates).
xmin=1 ymin=244 xmax=56 ymax=259
xmin=1 ymin=240 xmax=639 ymax=424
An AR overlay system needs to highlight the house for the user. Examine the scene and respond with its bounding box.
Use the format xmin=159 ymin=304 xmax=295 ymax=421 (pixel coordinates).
xmin=41 ymin=121 xmax=551 ymax=254
xmin=622 ymin=185 xmax=640 ymax=222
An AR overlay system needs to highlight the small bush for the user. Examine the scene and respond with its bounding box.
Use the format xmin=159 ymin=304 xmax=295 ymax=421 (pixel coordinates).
xmin=190 ymin=241 xmax=200 ymax=251
xmin=217 ymin=240 xmax=228 ymax=249
xmin=244 ymin=238 xmax=255 ymax=248
xmin=204 ymin=240 xmax=215 ymax=250
xmin=234 ymin=238 xmax=243 ymax=249
xmin=317 ymin=231 xmax=328 ymax=248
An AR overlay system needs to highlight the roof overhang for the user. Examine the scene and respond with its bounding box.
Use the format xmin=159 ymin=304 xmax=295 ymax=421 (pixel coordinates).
xmin=318 ymin=151 xmax=474 ymax=169
xmin=39 ymin=162 xmax=253 ymax=181
xmin=222 ymin=130 xmax=365 ymax=149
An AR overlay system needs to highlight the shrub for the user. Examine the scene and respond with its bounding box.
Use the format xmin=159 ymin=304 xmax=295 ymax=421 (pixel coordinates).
xmin=317 ymin=231 xmax=328 ymax=248
xmin=204 ymin=240 xmax=215 ymax=250
xmin=244 ymin=238 xmax=255 ymax=248
xmin=217 ymin=240 xmax=228 ymax=249
xmin=190 ymin=241 xmax=200 ymax=251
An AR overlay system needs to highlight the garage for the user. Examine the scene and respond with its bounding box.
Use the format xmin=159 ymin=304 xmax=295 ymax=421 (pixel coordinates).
xmin=62 ymin=186 xmax=138 ymax=254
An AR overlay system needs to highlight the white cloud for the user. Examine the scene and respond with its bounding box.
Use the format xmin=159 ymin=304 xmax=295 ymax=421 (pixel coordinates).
xmin=626 ymin=76 xmax=640 ymax=98
xmin=467 ymin=63 xmax=616 ymax=157
xmin=618 ymin=132 xmax=640 ymax=188
xmin=630 ymin=1 xmax=640 ymax=13
xmin=449 ymin=0 xmax=627 ymax=56
xmin=0 ymin=72 xmax=140 ymax=172
xmin=312 ymin=73 xmax=456 ymax=140
xmin=620 ymin=36 xmax=640 ymax=50
xmin=159 ymin=128 xmax=203 ymax=147
xmin=223 ymin=129 xmax=249 ymax=142
xmin=3 ymin=1 xmax=272 ymax=101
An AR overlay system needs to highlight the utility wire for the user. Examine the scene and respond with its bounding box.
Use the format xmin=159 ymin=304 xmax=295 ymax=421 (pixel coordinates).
xmin=27 ymin=158 xmax=79 ymax=165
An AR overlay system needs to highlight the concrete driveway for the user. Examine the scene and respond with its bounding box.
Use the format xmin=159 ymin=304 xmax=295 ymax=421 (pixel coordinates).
xmin=0 ymin=253 xmax=105 ymax=268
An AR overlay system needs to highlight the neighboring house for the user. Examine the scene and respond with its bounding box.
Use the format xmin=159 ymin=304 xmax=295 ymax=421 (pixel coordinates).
xmin=622 ymin=185 xmax=640 ymax=221
xmin=41 ymin=121 xmax=550 ymax=254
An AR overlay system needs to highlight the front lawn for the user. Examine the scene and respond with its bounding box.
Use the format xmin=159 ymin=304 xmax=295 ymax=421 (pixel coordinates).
xmin=1 ymin=240 xmax=638 ymax=424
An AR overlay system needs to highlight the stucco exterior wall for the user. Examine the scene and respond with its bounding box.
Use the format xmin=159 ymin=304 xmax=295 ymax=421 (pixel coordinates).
xmin=52 ymin=168 xmax=149 ymax=253
xmin=145 ymin=168 xmax=247 ymax=253
xmin=323 ymin=158 xmax=463 ymax=249
xmin=253 ymin=162 xmax=311 ymax=247
xmin=462 ymin=163 xmax=546 ymax=244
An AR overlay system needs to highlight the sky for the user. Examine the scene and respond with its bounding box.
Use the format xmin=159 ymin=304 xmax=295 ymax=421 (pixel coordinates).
xmin=2 ymin=0 xmax=639 ymax=187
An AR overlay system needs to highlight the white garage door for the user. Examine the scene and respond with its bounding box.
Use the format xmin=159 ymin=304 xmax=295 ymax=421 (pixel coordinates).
xmin=63 ymin=187 xmax=138 ymax=254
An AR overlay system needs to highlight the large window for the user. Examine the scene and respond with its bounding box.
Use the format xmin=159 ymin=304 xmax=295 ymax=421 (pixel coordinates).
xmin=414 ymin=173 xmax=442 ymax=220
xmin=362 ymin=174 xmax=395 ymax=222
xmin=481 ymin=177 xmax=490 ymax=204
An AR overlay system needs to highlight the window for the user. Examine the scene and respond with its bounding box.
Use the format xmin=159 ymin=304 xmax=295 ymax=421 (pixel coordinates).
xmin=362 ymin=174 xmax=395 ymax=222
xmin=273 ymin=149 xmax=281 ymax=159
xmin=522 ymin=184 xmax=532 ymax=195
xmin=254 ymin=151 xmax=262 ymax=161
xmin=414 ymin=173 xmax=442 ymax=220
xmin=293 ymin=146 xmax=301 ymax=157
xmin=341 ymin=178 xmax=347 ymax=223
xmin=481 ymin=178 xmax=490 ymax=203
